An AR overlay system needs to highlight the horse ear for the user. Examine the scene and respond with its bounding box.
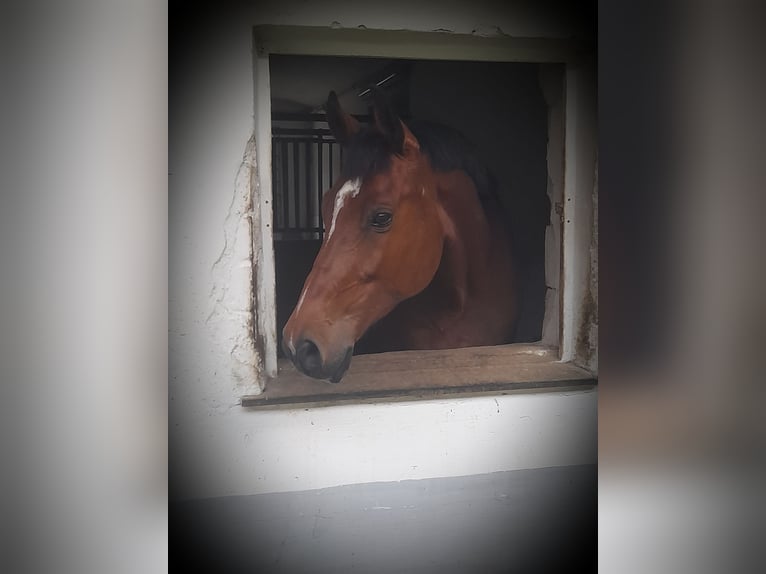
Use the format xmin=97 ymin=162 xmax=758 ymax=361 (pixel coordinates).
xmin=371 ymin=88 xmax=419 ymax=155
xmin=325 ymin=91 xmax=359 ymax=146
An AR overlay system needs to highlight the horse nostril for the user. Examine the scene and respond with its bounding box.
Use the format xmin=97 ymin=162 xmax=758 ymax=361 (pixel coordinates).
xmin=281 ymin=337 xmax=291 ymax=359
xmin=296 ymin=338 xmax=322 ymax=375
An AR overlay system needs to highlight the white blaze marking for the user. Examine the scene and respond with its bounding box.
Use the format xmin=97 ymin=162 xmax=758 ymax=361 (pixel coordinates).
xmin=327 ymin=178 xmax=361 ymax=241
xmin=295 ymin=288 xmax=308 ymax=315
xmin=288 ymin=178 xmax=361 ymax=353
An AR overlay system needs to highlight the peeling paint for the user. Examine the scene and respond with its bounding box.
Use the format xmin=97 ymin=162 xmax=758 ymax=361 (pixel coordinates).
xmin=471 ymin=25 xmax=509 ymax=38
xmin=206 ymin=134 xmax=262 ymax=393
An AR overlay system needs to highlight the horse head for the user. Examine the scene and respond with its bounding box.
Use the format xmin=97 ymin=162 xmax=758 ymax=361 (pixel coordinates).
xmin=282 ymin=90 xmax=449 ymax=382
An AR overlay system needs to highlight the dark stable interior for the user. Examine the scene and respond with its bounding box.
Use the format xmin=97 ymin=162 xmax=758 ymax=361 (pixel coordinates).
xmin=270 ymin=55 xmax=553 ymax=357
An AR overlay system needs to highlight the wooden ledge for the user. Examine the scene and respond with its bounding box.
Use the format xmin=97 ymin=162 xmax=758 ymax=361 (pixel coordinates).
xmin=241 ymin=344 xmax=596 ymax=409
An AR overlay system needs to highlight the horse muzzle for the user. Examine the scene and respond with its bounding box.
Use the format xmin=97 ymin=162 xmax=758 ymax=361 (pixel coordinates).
xmin=282 ymin=336 xmax=353 ymax=383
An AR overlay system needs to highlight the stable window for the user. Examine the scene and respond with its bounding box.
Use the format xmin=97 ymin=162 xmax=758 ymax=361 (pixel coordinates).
xmin=244 ymin=26 xmax=596 ymax=407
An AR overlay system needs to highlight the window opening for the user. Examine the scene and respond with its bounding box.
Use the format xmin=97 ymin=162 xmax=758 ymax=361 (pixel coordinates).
xmin=270 ymin=55 xmax=552 ymax=367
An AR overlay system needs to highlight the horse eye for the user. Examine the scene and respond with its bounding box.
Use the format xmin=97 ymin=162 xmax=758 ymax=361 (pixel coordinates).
xmin=370 ymin=211 xmax=393 ymax=230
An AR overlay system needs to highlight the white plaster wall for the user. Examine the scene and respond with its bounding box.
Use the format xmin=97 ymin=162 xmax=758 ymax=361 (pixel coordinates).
xmin=172 ymin=390 xmax=596 ymax=499
xmin=169 ymin=1 xmax=595 ymax=500
xmin=170 ymin=15 xmax=258 ymax=406
xmin=247 ymin=0 xmax=576 ymax=39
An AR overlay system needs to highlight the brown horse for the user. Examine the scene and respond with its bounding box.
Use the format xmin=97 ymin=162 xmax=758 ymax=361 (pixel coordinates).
xmin=282 ymin=89 xmax=517 ymax=382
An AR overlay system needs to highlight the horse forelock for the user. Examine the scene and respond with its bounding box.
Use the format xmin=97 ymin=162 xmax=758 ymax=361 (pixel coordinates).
xmin=340 ymin=128 xmax=395 ymax=181
xmin=337 ymin=121 xmax=499 ymax=208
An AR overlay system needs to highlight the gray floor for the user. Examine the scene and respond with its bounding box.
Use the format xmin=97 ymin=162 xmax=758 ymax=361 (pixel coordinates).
xmin=172 ymin=465 xmax=595 ymax=573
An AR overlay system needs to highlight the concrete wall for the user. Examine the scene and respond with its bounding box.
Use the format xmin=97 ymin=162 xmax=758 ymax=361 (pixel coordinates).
xmin=170 ymin=1 xmax=595 ymax=501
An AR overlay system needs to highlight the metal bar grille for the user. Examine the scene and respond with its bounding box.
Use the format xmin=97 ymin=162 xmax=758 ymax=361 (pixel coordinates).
xmin=272 ymin=129 xmax=339 ymax=241
xmin=272 ymin=114 xmax=369 ymax=241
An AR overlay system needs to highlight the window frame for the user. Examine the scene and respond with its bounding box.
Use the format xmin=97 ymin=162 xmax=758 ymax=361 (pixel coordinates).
xmin=245 ymin=25 xmax=596 ymax=406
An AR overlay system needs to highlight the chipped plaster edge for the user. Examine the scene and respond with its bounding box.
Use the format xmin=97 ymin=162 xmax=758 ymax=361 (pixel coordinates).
xmin=208 ymin=135 xmax=263 ymax=396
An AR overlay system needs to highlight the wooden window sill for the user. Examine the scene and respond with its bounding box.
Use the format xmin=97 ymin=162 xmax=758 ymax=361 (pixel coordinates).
xmin=241 ymin=343 xmax=596 ymax=409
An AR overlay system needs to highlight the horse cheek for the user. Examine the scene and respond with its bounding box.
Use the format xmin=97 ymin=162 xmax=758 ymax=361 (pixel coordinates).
xmin=396 ymin=208 xmax=442 ymax=296
xmin=415 ymin=224 xmax=443 ymax=290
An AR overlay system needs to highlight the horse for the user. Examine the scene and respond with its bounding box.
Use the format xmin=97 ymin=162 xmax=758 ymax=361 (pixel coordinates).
xmin=281 ymin=89 xmax=517 ymax=383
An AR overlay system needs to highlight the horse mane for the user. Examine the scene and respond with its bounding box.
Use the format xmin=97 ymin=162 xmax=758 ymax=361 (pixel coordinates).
xmin=338 ymin=120 xmax=501 ymax=208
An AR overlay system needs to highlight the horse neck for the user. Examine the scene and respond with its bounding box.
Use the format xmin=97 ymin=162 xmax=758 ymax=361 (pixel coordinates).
xmin=429 ymin=171 xmax=495 ymax=309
